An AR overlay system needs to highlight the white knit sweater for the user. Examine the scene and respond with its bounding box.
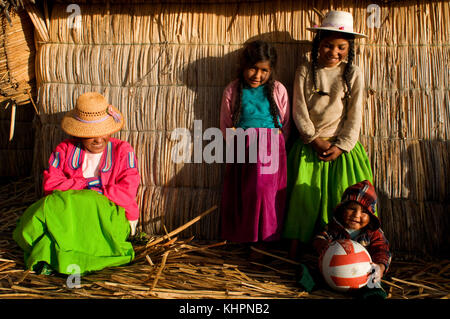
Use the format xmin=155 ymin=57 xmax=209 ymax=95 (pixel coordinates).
xmin=292 ymin=60 xmax=364 ymax=152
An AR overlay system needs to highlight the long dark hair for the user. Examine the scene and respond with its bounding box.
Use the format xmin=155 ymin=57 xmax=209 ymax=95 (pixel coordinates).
xmin=311 ymin=31 xmax=355 ymax=101
xmin=232 ymin=40 xmax=280 ymax=128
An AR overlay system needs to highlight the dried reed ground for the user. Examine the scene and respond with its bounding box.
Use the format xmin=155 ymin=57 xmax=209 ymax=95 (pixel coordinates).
xmin=0 ymin=177 xmax=448 ymax=300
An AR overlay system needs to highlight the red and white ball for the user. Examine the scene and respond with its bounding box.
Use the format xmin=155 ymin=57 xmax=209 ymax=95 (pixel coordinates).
xmin=319 ymin=239 xmax=372 ymax=292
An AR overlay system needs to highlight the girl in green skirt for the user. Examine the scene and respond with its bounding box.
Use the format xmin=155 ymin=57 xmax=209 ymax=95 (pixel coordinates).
xmin=284 ymin=11 xmax=375 ymax=259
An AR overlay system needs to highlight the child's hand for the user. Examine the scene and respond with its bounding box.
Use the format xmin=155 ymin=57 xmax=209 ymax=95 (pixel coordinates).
xmin=376 ymin=263 xmax=386 ymax=276
xmin=367 ymin=263 xmax=385 ymax=288
xmin=310 ymin=138 xmax=332 ymax=155
xmin=318 ymin=145 xmax=343 ymax=162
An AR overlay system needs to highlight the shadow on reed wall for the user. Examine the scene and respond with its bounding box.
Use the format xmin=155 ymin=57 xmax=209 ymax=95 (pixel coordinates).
xmin=28 ymin=1 xmax=450 ymax=257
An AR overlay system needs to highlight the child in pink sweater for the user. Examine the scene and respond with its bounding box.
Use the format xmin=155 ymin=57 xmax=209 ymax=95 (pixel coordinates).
xmin=219 ymin=40 xmax=290 ymax=248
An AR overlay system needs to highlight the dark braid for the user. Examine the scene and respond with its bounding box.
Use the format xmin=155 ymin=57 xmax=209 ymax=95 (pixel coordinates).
xmin=233 ymin=40 xmax=279 ymax=128
xmin=311 ymin=33 xmax=321 ymax=94
xmin=232 ymin=77 xmax=244 ymax=127
xmin=265 ymin=78 xmax=281 ymax=129
xmin=343 ymin=39 xmax=355 ymax=101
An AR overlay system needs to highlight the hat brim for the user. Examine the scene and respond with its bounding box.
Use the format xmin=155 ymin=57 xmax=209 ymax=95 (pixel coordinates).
xmin=307 ymin=27 xmax=367 ymax=38
xmin=61 ymin=107 xmax=124 ymax=138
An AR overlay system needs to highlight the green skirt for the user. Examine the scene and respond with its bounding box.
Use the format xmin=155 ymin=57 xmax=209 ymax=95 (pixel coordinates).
xmin=283 ymin=140 xmax=375 ymax=243
xmin=13 ymin=189 xmax=134 ymax=275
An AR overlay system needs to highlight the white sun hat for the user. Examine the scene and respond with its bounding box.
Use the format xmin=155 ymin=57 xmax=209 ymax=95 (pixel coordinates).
xmin=307 ymin=11 xmax=367 ymax=39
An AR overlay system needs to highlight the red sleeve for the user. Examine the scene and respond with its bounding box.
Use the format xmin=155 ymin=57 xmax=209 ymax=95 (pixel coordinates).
xmin=43 ymin=142 xmax=87 ymax=195
xmin=368 ymin=229 xmax=392 ymax=272
xmin=102 ymin=143 xmax=140 ymax=221
xmin=312 ymin=227 xmax=333 ymax=256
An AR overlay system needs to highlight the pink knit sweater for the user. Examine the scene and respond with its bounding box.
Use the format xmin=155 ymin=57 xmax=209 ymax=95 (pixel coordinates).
xmin=43 ymin=138 xmax=140 ymax=221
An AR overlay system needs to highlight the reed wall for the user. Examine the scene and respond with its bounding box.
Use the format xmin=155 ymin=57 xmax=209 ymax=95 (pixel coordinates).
xmin=29 ymin=0 xmax=449 ymax=255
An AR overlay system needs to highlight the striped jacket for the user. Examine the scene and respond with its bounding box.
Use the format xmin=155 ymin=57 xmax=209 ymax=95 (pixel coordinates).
xmin=313 ymin=218 xmax=392 ymax=271
xmin=43 ymin=138 xmax=140 ymax=221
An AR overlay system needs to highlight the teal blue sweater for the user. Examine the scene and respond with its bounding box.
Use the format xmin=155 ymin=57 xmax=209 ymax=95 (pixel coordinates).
xmin=237 ymin=85 xmax=281 ymax=129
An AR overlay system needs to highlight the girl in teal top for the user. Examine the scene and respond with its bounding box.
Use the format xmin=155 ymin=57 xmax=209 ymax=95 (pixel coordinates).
xmin=219 ymin=40 xmax=291 ymax=253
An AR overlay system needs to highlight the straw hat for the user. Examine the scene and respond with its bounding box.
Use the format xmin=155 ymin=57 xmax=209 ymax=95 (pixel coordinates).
xmin=307 ymin=11 xmax=367 ymax=39
xmin=61 ymin=92 xmax=124 ymax=138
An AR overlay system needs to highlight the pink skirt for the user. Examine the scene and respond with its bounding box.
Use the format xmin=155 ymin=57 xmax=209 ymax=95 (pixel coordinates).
xmin=220 ymin=128 xmax=287 ymax=243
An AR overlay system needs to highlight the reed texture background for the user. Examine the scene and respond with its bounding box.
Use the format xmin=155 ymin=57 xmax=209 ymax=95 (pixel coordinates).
xmin=20 ymin=0 xmax=449 ymax=256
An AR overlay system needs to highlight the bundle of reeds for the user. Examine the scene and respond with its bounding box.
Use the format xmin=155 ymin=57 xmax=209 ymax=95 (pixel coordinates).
xmin=25 ymin=1 xmax=450 ymax=255
xmin=0 ymin=7 xmax=35 ymax=106
xmin=0 ymin=1 xmax=34 ymax=24
xmin=0 ymin=4 xmax=36 ymax=173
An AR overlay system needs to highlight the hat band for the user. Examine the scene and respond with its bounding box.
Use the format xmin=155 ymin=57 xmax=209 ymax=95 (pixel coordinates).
xmin=322 ymin=23 xmax=353 ymax=32
xmin=75 ymin=115 xmax=110 ymax=124
xmin=74 ymin=105 xmax=122 ymax=124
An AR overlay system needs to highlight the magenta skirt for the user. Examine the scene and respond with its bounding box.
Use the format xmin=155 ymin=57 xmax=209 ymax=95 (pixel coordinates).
xmin=220 ymin=128 xmax=287 ymax=243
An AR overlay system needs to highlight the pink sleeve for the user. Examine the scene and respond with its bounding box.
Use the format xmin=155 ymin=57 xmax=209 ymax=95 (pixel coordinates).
xmin=102 ymin=143 xmax=140 ymax=221
xmin=219 ymin=81 xmax=236 ymax=139
xmin=275 ymin=81 xmax=291 ymax=141
xmin=43 ymin=141 xmax=87 ymax=195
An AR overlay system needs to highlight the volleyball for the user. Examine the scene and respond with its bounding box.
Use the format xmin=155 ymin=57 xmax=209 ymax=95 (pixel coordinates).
xmin=319 ymin=239 xmax=373 ymax=292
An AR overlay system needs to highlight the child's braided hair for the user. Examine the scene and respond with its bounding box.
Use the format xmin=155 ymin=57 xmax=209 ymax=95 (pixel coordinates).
xmin=311 ymin=31 xmax=355 ymax=101
xmin=232 ymin=40 xmax=280 ymax=128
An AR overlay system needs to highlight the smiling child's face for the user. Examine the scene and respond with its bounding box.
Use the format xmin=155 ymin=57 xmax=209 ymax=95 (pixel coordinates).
xmin=318 ymin=34 xmax=350 ymax=67
xmin=341 ymin=201 xmax=370 ymax=231
xmin=81 ymin=135 xmax=110 ymax=154
xmin=243 ymin=60 xmax=272 ymax=88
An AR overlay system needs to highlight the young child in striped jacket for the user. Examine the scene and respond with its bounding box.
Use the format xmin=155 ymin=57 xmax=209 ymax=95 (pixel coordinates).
xmin=313 ymin=180 xmax=391 ymax=290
